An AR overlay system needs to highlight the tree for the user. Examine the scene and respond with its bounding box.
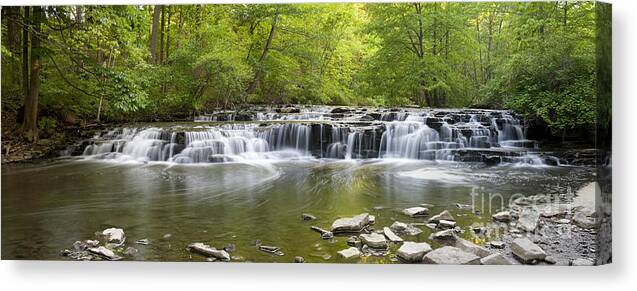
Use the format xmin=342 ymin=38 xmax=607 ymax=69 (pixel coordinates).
xmin=22 ymin=6 xmax=44 ymax=140
xmin=149 ymin=5 xmax=161 ymax=64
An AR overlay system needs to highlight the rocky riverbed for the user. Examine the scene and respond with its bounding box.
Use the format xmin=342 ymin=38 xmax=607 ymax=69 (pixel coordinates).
xmin=56 ymin=180 xmax=604 ymax=265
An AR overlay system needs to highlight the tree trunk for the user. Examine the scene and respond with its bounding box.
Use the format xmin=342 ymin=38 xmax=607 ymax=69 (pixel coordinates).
xmin=166 ymin=6 xmax=171 ymax=62
xmin=159 ymin=5 xmax=165 ymax=65
xmin=22 ymin=6 xmax=43 ymax=141
xmin=22 ymin=7 xmax=30 ymax=103
xmin=245 ymin=13 xmax=279 ymax=97
xmin=5 ymin=7 xmax=21 ymax=53
xmin=149 ymin=5 xmax=161 ymax=64
xmin=75 ymin=6 xmax=83 ymax=28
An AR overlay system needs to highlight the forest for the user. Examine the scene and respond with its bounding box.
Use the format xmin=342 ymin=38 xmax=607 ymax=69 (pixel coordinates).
xmin=1 ymin=2 xmax=601 ymax=140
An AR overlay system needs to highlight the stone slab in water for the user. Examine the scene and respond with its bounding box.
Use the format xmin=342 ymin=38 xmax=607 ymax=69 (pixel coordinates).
xmin=517 ymin=208 xmax=540 ymax=232
xmin=383 ymin=227 xmax=403 ymax=243
xmin=359 ymin=233 xmax=388 ymax=249
xmin=423 ymin=246 xmax=480 ymax=265
xmin=337 ymin=247 xmax=361 ymax=259
xmin=390 ymin=221 xmax=423 ymax=236
xmin=492 ymin=211 xmax=512 ymax=222
xmin=397 ymin=242 xmax=432 ymax=263
xmin=187 ymin=243 xmax=231 ymax=261
xmin=428 ymin=210 xmax=455 ymax=223
xmin=454 ymin=238 xmax=492 ymax=258
xmin=331 ymin=213 xmax=370 ymax=233
xmin=100 ymin=228 xmax=125 ymax=246
xmin=88 ymin=246 xmax=122 ymax=261
xmin=480 ymin=253 xmax=513 ymax=265
xmin=402 ymin=207 xmax=429 ymax=217
xmin=511 ymin=237 xmax=546 ymax=264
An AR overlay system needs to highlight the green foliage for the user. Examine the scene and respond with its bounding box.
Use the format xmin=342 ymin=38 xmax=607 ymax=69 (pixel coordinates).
xmin=1 ymin=2 xmax=601 ymax=133
xmin=481 ymin=1 xmax=597 ymax=133
xmin=37 ymin=116 xmax=57 ymax=130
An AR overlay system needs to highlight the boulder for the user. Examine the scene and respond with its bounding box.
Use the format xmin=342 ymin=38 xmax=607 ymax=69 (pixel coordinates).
xmin=480 ymin=253 xmax=513 ymax=265
xmin=438 ymin=220 xmax=456 ymax=229
xmin=402 ymin=207 xmax=429 ymax=217
xmin=390 ymin=221 xmax=423 ymax=236
xmin=396 ymin=242 xmax=432 ymax=263
xmin=331 ymin=213 xmax=370 ymax=233
xmin=88 ymin=246 xmax=122 ymax=261
xmin=423 ymin=246 xmax=480 ymax=265
xmin=428 ymin=210 xmax=455 ymax=223
xmin=454 ymin=238 xmax=492 ymax=258
xmin=360 ymin=233 xmax=388 ymax=249
xmin=517 ymin=208 xmax=540 ymax=232
xmin=511 ymin=237 xmax=546 ymax=264
xmin=101 ymin=228 xmax=125 ymax=245
xmin=383 ymin=227 xmax=403 ymax=243
xmin=187 ymin=243 xmax=231 ymax=261
xmin=429 ymin=229 xmax=457 ymax=242
xmin=492 ymin=211 xmax=512 ymax=222
xmin=573 ymin=212 xmax=598 ymax=229
xmin=337 ymin=247 xmax=361 ymax=259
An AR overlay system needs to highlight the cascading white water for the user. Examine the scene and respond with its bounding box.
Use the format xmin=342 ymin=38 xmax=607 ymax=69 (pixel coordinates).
xmin=82 ymin=124 xmax=313 ymax=163
xmin=78 ymin=108 xmax=549 ymax=165
xmin=379 ymin=122 xmax=442 ymax=159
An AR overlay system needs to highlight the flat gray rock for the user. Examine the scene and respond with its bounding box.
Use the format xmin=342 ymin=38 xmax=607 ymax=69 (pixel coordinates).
xmin=88 ymin=246 xmax=122 ymax=261
xmin=402 ymin=207 xmax=429 ymax=217
xmin=390 ymin=221 xmax=423 ymax=236
xmin=331 ymin=213 xmax=370 ymax=233
xmin=337 ymin=247 xmax=361 ymax=259
xmin=429 ymin=229 xmax=456 ymax=242
xmin=187 ymin=243 xmax=231 ymax=261
xmin=492 ymin=211 xmax=512 ymax=222
xmin=454 ymin=238 xmax=492 ymax=258
xmin=517 ymin=208 xmax=539 ymax=232
xmin=360 ymin=233 xmax=388 ymax=249
xmin=423 ymin=246 xmax=480 ymax=265
xmin=480 ymin=253 xmax=512 ymax=265
xmin=511 ymin=237 xmax=546 ymax=263
xmin=101 ymin=228 xmax=125 ymax=245
xmin=438 ymin=220 xmax=456 ymax=229
xmin=428 ymin=210 xmax=455 ymax=223
xmin=396 ymin=241 xmax=432 ymax=262
xmin=573 ymin=212 xmax=597 ymax=229
xmin=383 ymin=227 xmax=403 ymax=243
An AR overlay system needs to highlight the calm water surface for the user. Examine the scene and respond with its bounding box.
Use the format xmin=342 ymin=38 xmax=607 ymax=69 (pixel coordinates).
xmin=1 ymin=158 xmax=593 ymax=263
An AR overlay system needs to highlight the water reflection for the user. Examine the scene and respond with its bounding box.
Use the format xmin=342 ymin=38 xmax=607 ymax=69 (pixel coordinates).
xmin=1 ymin=159 xmax=593 ymax=262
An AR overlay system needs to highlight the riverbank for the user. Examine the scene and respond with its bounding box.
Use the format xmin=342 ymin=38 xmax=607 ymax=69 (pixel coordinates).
xmin=1 ymin=125 xmax=104 ymax=164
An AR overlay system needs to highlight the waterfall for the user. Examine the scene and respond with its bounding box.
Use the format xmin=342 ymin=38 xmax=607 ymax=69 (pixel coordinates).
xmin=78 ymin=108 xmax=547 ymax=165
xmin=379 ymin=122 xmax=441 ymax=159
